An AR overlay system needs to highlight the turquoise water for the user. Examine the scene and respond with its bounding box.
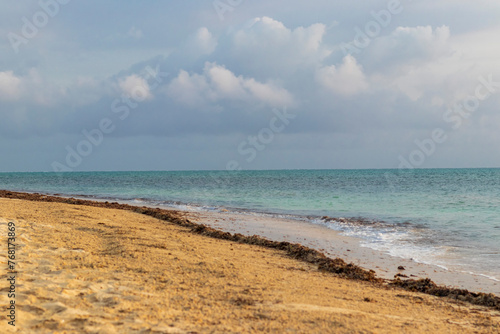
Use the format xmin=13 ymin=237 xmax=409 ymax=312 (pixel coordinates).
xmin=1 ymin=169 xmax=499 ymax=280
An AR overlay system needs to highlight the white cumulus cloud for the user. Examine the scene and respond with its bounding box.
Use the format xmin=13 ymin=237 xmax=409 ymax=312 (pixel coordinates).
xmin=366 ymin=25 xmax=452 ymax=70
xmin=167 ymin=62 xmax=294 ymax=107
xmin=316 ymin=55 xmax=368 ymax=96
xmin=118 ymin=75 xmax=153 ymax=101
xmin=192 ymin=27 xmax=217 ymax=56
xmin=0 ymin=71 xmax=22 ymax=101
xmin=229 ymin=17 xmax=331 ymax=76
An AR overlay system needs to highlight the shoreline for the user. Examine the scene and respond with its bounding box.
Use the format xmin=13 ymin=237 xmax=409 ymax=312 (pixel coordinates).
xmin=0 ymin=191 xmax=500 ymax=332
xmin=180 ymin=208 xmax=500 ymax=295
xmin=1 ymin=189 xmax=500 ymax=302
xmin=5 ymin=187 xmax=500 ymax=290
xmin=4 ymin=189 xmax=500 ymax=295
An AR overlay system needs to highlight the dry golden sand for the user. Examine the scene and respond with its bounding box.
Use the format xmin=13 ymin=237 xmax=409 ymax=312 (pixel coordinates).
xmin=0 ymin=198 xmax=499 ymax=333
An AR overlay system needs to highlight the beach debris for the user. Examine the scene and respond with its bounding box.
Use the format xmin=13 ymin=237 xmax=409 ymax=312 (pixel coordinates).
xmin=390 ymin=278 xmax=500 ymax=311
xmin=398 ymin=266 xmax=405 ymax=270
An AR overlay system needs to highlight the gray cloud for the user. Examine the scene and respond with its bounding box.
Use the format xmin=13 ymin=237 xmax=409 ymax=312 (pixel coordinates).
xmin=1 ymin=1 xmax=500 ymax=171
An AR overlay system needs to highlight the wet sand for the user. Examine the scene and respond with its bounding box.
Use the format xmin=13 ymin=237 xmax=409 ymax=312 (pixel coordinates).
xmin=0 ymin=197 xmax=500 ymax=333
xmin=182 ymin=208 xmax=500 ymax=295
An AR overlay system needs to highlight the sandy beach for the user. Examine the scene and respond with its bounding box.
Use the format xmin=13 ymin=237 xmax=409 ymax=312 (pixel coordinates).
xmin=1 ymin=195 xmax=500 ymax=333
xmin=182 ymin=208 xmax=500 ymax=296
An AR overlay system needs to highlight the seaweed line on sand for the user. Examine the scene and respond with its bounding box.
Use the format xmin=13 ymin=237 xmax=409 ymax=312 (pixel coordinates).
xmin=1 ymin=189 xmax=499 ymax=311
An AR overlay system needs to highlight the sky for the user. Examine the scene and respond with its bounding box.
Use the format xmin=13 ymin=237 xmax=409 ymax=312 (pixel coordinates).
xmin=1 ymin=0 xmax=500 ymax=172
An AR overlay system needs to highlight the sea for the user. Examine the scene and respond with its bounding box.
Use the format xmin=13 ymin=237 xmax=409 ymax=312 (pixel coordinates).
xmin=1 ymin=168 xmax=499 ymax=282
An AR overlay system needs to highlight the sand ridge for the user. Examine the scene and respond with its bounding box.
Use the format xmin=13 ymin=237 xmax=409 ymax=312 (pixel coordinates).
xmin=1 ymin=198 xmax=500 ymax=333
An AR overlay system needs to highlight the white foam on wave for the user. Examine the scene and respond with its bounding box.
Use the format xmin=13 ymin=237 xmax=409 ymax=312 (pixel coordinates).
xmin=318 ymin=218 xmax=500 ymax=284
xmin=313 ymin=217 xmax=454 ymax=270
xmin=464 ymin=272 xmax=500 ymax=282
xmin=157 ymin=202 xmax=202 ymax=212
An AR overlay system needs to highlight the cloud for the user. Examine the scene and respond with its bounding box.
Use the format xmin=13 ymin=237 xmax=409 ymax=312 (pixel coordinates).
xmin=0 ymin=71 xmax=22 ymax=101
xmin=391 ymin=25 xmax=450 ymax=59
xmin=167 ymin=62 xmax=294 ymax=107
xmin=226 ymin=16 xmax=331 ymax=77
xmin=0 ymin=69 xmax=67 ymax=106
xmin=166 ymin=69 xmax=211 ymax=107
xmin=448 ymin=25 xmax=500 ymax=80
xmin=191 ymin=27 xmax=217 ymax=56
xmin=316 ymin=55 xmax=368 ymax=96
xmin=357 ymin=25 xmax=464 ymax=101
xmin=365 ymin=25 xmax=452 ymax=71
xmin=118 ymin=74 xmax=153 ymax=101
xmin=2 ymin=2 xmax=500 ymax=171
